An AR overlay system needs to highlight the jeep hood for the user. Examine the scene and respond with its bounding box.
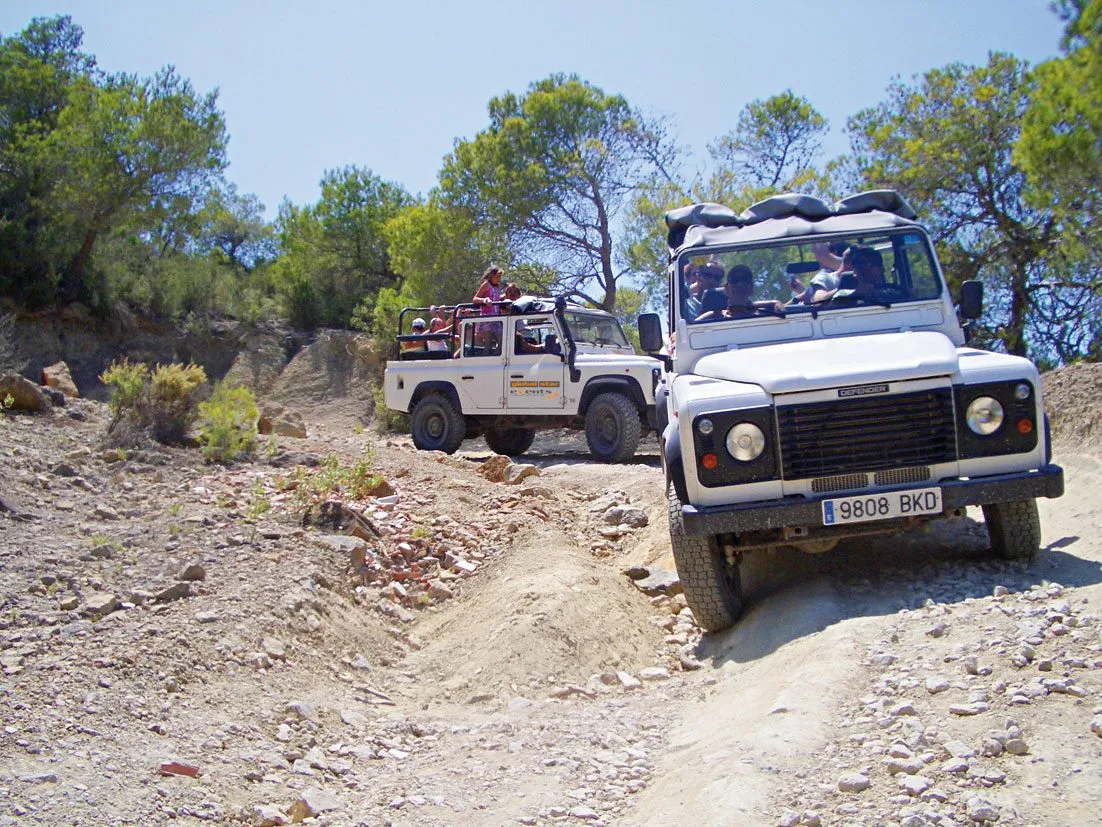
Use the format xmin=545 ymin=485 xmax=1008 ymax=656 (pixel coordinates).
xmin=691 ymin=331 xmax=958 ymax=394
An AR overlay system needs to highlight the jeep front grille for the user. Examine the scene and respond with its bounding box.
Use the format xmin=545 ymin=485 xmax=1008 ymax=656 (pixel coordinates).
xmin=777 ymin=389 xmax=956 ymax=479
xmin=811 ymin=473 xmax=870 ymax=493
xmin=874 ymin=466 xmax=932 ymax=487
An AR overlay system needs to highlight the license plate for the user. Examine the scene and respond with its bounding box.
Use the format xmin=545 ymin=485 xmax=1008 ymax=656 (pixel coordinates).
xmin=822 ymin=487 xmax=942 ymax=526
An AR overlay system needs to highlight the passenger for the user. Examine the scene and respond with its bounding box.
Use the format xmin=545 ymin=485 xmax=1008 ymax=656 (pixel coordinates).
xmin=817 ymin=245 xmax=888 ymax=301
xmin=724 ymin=265 xmax=785 ymax=317
xmin=503 ymin=282 xmax=522 ymax=302
xmin=694 ymin=288 xmax=728 ymax=322
xmin=686 ymin=260 xmax=723 ymax=318
xmin=401 ymin=317 xmax=429 ymax=353
xmin=790 ymin=240 xmax=849 ymax=302
xmin=810 ymin=246 xmax=857 ymax=303
xmin=473 ymin=265 xmax=505 ymax=349
xmin=428 ymin=304 xmax=452 ymax=334
xmin=513 ymin=319 xmax=545 ymax=354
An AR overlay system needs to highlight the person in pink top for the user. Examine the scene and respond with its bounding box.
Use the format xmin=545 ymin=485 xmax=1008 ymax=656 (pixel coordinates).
xmin=473 ymin=265 xmax=505 ymax=350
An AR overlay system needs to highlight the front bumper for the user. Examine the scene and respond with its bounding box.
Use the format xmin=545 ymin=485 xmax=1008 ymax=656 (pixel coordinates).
xmin=680 ymin=465 xmax=1064 ymax=537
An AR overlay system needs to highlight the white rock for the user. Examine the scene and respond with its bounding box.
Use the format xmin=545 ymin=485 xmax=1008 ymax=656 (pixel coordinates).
xmin=837 ymin=772 xmax=870 ymax=792
xmin=925 ymin=677 xmax=951 ymax=694
xmin=569 ymin=805 xmax=599 ymax=819
xmin=639 ymin=667 xmax=670 ymax=681
xmin=616 ymin=671 xmax=642 ymax=691
xmin=966 ymin=796 xmax=1000 ymax=822
xmin=899 ymin=774 xmax=932 ymax=796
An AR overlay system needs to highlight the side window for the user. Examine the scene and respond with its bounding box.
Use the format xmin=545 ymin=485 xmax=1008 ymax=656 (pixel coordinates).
xmin=462 ymin=320 xmax=502 ymax=357
xmin=512 ymin=316 xmax=556 ymax=356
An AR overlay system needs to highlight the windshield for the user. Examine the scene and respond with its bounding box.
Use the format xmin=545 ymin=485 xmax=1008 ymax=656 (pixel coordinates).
xmin=677 ymin=230 xmax=943 ymax=323
xmin=563 ymin=311 xmax=632 ymax=348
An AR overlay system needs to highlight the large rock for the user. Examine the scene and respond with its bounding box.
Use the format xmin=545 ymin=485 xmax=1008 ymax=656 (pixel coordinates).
xmin=258 ymin=404 xmax=307 ymax=439
xmin=504 ymin=464 xmax=541 ymax=485
xmin=41 ymin=361 xmax=79 ymax=398
xmin=288 ymin=787 xmax=343 ymax=821
xmin=0 ymin=371 xmax=51 ymax=413
xmin=478 ymin=455 xmax=512 ymax=482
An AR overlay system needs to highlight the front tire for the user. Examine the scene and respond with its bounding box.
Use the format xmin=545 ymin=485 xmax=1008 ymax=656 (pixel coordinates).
xmin=667 ymin=481 xmax=743 ymax=631
xmin=485 ymin=427 xmax=536 ymax=456
xmin=585 ymin=392 xmax=642 ymax=463
xmin=410 ymin=393 xmax=466 ymax=454
xmin=982 ymin=499 xmax=1042 ymax=561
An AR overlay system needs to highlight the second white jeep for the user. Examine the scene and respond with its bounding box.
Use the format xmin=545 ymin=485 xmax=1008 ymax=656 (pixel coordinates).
xmin=383 ymin=297 xmax=660 ymax=462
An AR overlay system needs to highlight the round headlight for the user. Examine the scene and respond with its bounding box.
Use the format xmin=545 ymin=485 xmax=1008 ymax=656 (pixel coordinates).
xmin=966 ymin=396 xmax=1004 ymax=435
xmin=697 ymin=418 xmax=714 ymax=436
xmin=725 ymin=422 xmax=766 ymax=462
xmin=1013 ymin=382 xmax=1031 ymax=401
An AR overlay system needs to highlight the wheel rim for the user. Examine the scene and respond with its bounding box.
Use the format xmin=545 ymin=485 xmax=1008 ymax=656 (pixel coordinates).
xmin=596 ymin=409 xmax=619 ymax=446
xmin=425 ymin=412 xmax=445 ymax=441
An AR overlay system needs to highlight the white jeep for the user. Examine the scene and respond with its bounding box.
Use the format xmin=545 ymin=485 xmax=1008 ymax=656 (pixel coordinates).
xmin=637 ymin=191 xmax=1065 ymax=631
xmin=383 ymin=297 xmax=660 ymax=462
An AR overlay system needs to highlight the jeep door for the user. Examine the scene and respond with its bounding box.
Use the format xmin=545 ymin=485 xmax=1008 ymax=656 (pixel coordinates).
xmin=456 ymin=319 xmax=506 ymax=410
xmin=505 ymin=315 xmax=566 ymax=411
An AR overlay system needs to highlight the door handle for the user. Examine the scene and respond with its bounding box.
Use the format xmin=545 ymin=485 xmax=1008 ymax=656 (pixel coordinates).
xmin=510 ymin=374 xmax=523 ymax=379
xmin=461 ymin=375 xmax=474 ymax=380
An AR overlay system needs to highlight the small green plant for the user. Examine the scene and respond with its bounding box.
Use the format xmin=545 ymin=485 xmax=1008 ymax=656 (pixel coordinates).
xmin=167 ymin=502 xmax=182 ymax=517
xmin=292 ymin=449 xmax=386 ymax=509
xmin=264 ymin=434 xmax=279 ymax=459
xmin=100 ymin=358 xmax=149 ymax=427
xmin=247 ymin=478 xmax=271 ymax=521
xmin=352 ymin=421 xmax=364 ymax=435
xmin=197 ymin=382 xmax=259 ymax=463
xmin=2 ymin=394 xmax=13 ymax=410
xmin=411 ymin=525 xmax=432 ymax=540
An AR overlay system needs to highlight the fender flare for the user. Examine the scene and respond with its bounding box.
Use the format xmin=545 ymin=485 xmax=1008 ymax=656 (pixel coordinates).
xmin=662 ymin=422 xmax=689 ymax=505
xmin=410 ymin=381 xmax=462 ymax=413
xmin=579 ymin=376 xmax=646 ymax=415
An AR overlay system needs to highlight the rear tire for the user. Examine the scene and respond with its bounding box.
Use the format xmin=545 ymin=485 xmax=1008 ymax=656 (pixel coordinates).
xmin=667 ymin=481 xmax=743 ymax=631
xmin=585 ymin=392 xmax=642 ymax=463
xmin=982 ymin=499 xmax=1042 ymax=561
xmin=485 ymin=427 xmax=536 ymax=456
xmin=410 ymin=393 xmax=466 ymax=454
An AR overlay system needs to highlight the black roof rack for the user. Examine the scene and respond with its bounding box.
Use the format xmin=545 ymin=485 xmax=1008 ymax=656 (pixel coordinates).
xmin=664 ymin=190 xmax=917 ymax=250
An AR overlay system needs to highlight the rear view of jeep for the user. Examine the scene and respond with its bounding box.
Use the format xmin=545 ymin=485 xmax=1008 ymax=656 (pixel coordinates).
xmin=639 ymin=191 xmax=1064 ymax=631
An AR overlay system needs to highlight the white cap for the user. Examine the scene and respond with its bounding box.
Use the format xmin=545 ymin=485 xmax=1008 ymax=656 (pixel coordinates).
xmin=411 ymin=317 xmax=426 ymax=329
xmin=515 ymin=319 xmax=528 ymax=331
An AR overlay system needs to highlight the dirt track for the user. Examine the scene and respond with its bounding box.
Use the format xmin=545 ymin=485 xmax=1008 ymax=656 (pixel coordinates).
xmin=0 ymin=387 xmax=1099 ymax=826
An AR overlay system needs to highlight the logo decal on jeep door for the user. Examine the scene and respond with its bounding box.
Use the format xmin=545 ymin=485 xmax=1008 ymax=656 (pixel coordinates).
xmin=509 ymin=380 xmax=561 ymax=397
xmin=838 ymin=383 xmax=889 ymax=398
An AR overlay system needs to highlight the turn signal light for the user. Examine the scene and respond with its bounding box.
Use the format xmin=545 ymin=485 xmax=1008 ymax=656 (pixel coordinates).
xmin=701 ymin=453 xmax=718 ymax=470
xmin=1017 ymin=418 xmax=1033 ymax=435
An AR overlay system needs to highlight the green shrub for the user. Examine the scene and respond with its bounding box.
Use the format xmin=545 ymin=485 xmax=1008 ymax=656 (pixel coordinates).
xmin=148 ymin=363 xmax=207 ymax=443
xmin=100 ymin=359 xmax=150 ymax=428
xmin=197 ymin=382 xmax=259 ymax=463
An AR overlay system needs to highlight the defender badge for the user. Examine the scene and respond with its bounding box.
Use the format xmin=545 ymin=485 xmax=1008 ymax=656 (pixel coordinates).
xmin=838 ymin=383 xmax=889 ymax=398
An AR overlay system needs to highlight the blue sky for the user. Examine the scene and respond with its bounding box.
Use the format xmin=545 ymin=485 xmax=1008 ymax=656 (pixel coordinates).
xmin=2 ymin=1 xmax=1066 ymax=217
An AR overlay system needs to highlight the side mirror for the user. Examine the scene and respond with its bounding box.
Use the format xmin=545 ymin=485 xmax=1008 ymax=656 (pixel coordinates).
xmin=638 ymin=313 xmax=663 ymax=353
xmin=959 ymin=280 xmax=983 ymax=320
